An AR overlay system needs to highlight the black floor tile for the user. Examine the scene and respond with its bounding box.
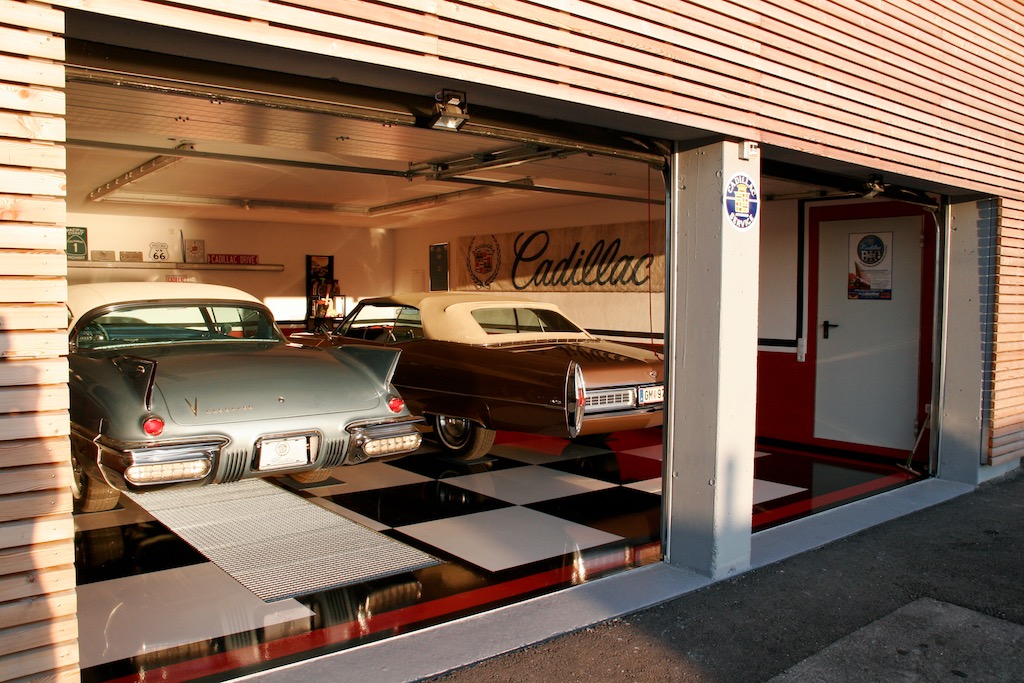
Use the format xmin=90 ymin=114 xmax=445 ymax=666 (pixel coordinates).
xmin=325 ymin=480 xmax=512 ymax=527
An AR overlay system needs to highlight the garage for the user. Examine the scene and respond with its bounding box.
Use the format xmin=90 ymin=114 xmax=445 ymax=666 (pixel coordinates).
xmin=60 ymin=24 xmax=941 ymax=683
xmin=3 ymin=3 xmax=1019 ymax=683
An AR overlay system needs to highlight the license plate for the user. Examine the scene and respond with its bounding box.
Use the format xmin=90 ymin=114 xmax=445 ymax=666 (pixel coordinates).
xmin=257 ymin=435 xmax=310 ymax=470
xmin=639 ymin=384 xmax=664 ymax=405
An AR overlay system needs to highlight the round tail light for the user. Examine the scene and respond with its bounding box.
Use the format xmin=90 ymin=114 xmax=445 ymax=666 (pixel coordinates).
xmin=142 ymin=417 xmax=165 ymax=437
xmin=387 ymin=396 xmax=405 ymax=413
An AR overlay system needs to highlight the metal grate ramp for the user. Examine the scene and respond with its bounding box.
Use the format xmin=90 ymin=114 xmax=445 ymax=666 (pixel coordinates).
xmin=127 ymin=479 xmax=439 ymax=602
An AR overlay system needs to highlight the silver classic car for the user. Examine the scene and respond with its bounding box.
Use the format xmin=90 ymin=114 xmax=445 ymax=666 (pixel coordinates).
xmin=67 ymin=282 xmax=422 ymax=512
xmin=293 ymin=292 xmax=664 ymax=460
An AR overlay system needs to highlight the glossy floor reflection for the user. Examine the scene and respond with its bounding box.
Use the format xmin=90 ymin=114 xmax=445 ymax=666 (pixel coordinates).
xmin=74 ymin=429 xmax=921 ymax=682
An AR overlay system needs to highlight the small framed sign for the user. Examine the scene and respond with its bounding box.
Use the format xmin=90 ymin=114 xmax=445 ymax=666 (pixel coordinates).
xmin=184 ymin=239 xmax=206 ymax=264
xmin=66 ymin=227 xmax=87 ymax=261
xmin=430 ymin=243 xmax=449 ymax=291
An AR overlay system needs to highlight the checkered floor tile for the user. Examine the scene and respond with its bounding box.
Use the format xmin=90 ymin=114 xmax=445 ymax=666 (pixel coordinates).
xmin=73 ymin=428 xmax=918 ymax=682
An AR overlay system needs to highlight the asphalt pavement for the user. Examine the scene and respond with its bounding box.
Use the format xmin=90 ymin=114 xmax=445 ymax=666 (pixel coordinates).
xmin=425 ymin=466 xmax=1024 ymax=683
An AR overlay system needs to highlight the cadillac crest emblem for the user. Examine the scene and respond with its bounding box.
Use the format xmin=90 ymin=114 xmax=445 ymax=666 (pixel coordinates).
xmin=466 ymin=235 xmax=501 ymax=288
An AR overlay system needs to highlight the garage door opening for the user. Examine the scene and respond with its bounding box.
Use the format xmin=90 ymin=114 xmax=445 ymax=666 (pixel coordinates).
xmin=65 ymin=41 xmax=930 ymax=682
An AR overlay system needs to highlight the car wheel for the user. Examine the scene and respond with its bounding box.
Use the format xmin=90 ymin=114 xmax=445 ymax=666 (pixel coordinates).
xmin=70 ymin=448 xmax=121 ymax=513
xmin=432 ymin=415 xmax=496 ymax=461
xmin=289 ymin=469 xmax=333 ymax=484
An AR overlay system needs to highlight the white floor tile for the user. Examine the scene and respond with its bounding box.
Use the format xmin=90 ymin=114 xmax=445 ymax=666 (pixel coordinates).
xmin=625 ymin=478 xmax=663 ymax=495
xmin=491 ymin=439 xmax=608 ymax=464
xmin=73 ymin=496 xmax=154 ymax=532
xmin=620 ymin=445 xmax=664 ymax=460
xmin=396 ymin=507 xmax=622 ymax=572
xmin=306 ymin=496 xmax=390 ymax=531
xmin=754 ymin=479 xmax=807 ymax=504
xmin=446 ymin=466 xmax=616 ymax=504
xmin=76 ymin=563 xmax=313 ymax=668
xmin=304 ymin=461 xmax=432 ymax=496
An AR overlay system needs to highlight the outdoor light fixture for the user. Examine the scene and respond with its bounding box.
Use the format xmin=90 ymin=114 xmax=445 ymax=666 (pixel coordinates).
xmin=430 ymin=90 xmax=469 ymax=130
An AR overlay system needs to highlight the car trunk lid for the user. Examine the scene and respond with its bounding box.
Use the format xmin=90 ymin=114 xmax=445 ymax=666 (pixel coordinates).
xmin=150 ymin=343 xmax=385 ymax=425
xmin=500 ymin=338 xmax=664 ymax=387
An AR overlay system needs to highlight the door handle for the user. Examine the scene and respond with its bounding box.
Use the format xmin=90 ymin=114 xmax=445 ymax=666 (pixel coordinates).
xmin=823 ymin=320 xmax=840 ymax=339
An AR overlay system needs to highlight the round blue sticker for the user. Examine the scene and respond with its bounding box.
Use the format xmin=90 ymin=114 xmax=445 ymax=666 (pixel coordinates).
xmin=724 ymin=173 xmax=759 ymax=231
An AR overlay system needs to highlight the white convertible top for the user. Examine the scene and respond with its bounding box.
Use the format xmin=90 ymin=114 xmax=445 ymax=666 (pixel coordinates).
xmin=364 ymin=291 xmax=594 ymax=345
xmin=67 ymin=282 xmax=264 ymax=328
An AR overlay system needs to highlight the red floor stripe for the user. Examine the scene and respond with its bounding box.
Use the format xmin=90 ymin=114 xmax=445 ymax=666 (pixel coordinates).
xmin=752 ymin=471 xmax=915 ymax=528
xmin=102 ymin=560 xmax=605 ymax=683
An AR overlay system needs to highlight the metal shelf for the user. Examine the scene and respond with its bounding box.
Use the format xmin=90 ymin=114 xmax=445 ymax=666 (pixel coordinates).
xmin=68 ymin=261 xmax=284 ymax=272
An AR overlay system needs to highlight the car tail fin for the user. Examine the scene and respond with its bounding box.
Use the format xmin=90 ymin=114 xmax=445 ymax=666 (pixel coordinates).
xmin=111 ymin=355 xmax=158 ymax=411
xmin=329 ymin=345 xmax=402 ymax=385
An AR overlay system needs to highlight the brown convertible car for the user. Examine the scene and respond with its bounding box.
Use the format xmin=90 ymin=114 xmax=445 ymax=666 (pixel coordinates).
xmin=292 ymin=292 xmax=664 ymax=460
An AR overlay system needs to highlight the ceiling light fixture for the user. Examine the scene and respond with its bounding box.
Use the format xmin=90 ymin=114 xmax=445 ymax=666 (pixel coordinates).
xmin=861 ymin=174 xmax=886 ymax=199
xmin=429 ymin=90 xmax=469 ymax=131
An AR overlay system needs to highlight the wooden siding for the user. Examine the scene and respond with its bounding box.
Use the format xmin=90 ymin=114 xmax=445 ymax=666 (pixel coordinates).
xmin=0 ymin=2 xmax=78 ymax=681
xmin=993 ymin=195 xmax=1024 ymax=465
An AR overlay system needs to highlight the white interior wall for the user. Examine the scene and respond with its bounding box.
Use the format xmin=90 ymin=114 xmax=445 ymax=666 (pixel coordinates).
xmin=758 ymin=199 xmax=800 ymax=341
xmin=69 ymin=196 xmax=805 ymax=337
xmin=65 ymin=213 xmax=394 ymax=321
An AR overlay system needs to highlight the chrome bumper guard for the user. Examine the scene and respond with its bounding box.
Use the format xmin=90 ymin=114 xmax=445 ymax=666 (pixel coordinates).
xmin=346 ymin=417 xmax=423 ymax=463
xmin=95 ymin=436 xmax=227 ymax=490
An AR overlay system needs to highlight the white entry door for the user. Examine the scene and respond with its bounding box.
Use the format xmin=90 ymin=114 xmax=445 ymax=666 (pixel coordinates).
xmin=814 ymin=215 xmax=923 ymax=450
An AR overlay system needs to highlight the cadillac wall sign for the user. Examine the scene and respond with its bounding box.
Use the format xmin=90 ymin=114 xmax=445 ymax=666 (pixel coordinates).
xmin=457 ymin=221 xmax=664 ymax=292
xmin=724 ymin=173 xmax=759 ymax=231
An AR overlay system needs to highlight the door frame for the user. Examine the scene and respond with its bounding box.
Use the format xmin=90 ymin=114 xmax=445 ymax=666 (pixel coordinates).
xmin=806 ymin=201 xmax=937 ymax=462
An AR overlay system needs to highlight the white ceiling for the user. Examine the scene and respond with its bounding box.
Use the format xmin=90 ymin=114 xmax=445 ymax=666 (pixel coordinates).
xmin=65 ymin=79 xmax=685 ymax=230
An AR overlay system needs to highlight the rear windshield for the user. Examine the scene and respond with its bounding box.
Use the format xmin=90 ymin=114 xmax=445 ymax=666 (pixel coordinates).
xmin=470 ymin=307 xmax=582 ymax=335
xmin=336 ymin=303 xmax=423 ymax=343
xmin=74 ymin=303 xmax=282 ymax=350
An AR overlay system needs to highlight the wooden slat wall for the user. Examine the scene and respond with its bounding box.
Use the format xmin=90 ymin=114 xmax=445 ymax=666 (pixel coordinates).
xmin=993 ymin=195 xmax=1024 ymax=465
xmin=0 ymin=2 xmax=78 ymax=681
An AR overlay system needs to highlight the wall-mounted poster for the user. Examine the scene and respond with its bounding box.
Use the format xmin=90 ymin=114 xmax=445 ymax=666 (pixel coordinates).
xmin=848 ymin=232 xmax=892 ymax=300
xmin=429 ymin=243 xmax=449 ymax=291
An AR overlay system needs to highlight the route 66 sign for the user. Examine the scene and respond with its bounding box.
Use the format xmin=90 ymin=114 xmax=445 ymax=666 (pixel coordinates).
xmin=149 ymin=242 xmax=170 ymax=262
